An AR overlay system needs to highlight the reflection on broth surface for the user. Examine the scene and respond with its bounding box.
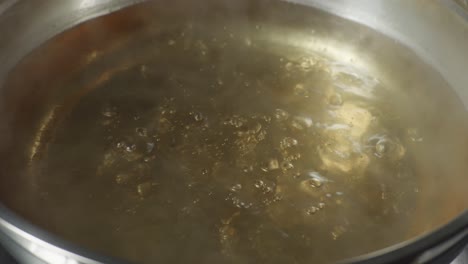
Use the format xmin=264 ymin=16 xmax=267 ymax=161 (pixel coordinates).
xmin=0 ymin=0 xmax=468 ymax=264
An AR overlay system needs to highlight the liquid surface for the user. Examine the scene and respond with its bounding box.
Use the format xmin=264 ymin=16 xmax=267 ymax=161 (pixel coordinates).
xmin=1 ymin=1 xmax=468 ymax=264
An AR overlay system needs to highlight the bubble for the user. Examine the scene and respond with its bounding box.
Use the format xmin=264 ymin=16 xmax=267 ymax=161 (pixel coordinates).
xmin=136 ymin=127 xmax=148 ymax=137
xmin=251 ymin=123 xmax=261 ymax=133
xmin=288 ymin=152 xmax=302 ymax=161
xmin=274 ymin=109 xmax=290 ymax=121
xmin=262 ymin=115 xmax=272 ymax=123
xmin=368 ymin=135 xmax=405 ymax=160
xmin=254 ymin=180 xmax=274 ymax=194
xmin=143 ymin=155 xmax=155 ymax=163
xmin=381 ymin=191 xmax=386 ymax=200
xmin=256 ymin=129 xmax=267 ymax=141
xmin=230 ymin=184 xmax=242 ymax=192
xmin=281 ymin=161 xmax=294 ymax=171
xmin=137 ymin=182 xmax=154 ymax=197
xmin=306 ymin=171 xmax=330 ymax=188
xmin=230 ymin=196 xmax=252 ymax=209
xmin=86 ymin=50 xmax=98 ymax=64
xmin=146 ymin=142 xmax=155 ymax=153
xmin=140 ymin=65 xmax=148 ymax=78
xmin=101 ymin=104 xmax=117 ymax=118
xmin=264 ymin=186 xmax=273 ymax=194
xmin=224 ymin=115 xmax=246 ymax=128
xmin=293 ymin=172 xmax=302 ymax=179
xmin=242 ymin=166 xmax=253 ymax=173
xmin=306 ymin=178 xmax=322 ymax=188
xmin=280 ymin=137 xmax=298 ymax=149
xmin=273 ymin=194 xmax=283 ymax=202
xmin=195 ymin=40 xmax=208 ymax=56
xmin=329 ymin=93 xmax=343 ymax=106
xmin=306 ymin=206 xmax=319 ymax=215
xmin=101 ymin=118 xmax=114 ymax=126
xmin=125 ymin=144 xmax=137 ymax=153
xmin=267 ymin=159 xmax=280 ymax=171
xmin=115 ymin=173 xmax=132 ymax=185
xmin=158 ymin=117 xmax=173 ymax=133
xmin=290 ymin=116 xmax=313 ymax=130
xmin=194 ymin=113 xmax=204 ymax=122
xmin=201 ymin=168 xmax=209 ymax=175
xmin=407 ymin=128 xmax=423 ymax=142
xmin=254 ymin=180 xmax=265 ymax=189
xmin=191 ymin=111 xmax=205 ymax=122
xmin=331 ymin=226 xmax=347 ymax=240
xmin=375 ymin=139 xmax=387 ymax=157
xmin=299 ymin=57 xmax=316 ymax=71
xmin=294 ymin=83 xmax=309 ymax=97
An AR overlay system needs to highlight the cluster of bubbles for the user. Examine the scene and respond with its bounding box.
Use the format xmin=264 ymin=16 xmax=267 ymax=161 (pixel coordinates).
xmin=90 ymin=30 xmax=423 ymax=257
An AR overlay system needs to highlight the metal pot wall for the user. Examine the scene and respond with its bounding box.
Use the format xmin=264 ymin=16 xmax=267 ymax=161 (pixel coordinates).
xmin=0 ymin=0 xmax=467 ymax=263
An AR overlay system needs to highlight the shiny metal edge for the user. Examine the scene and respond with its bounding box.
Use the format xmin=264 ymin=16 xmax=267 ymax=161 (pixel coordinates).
xmin=0 ymin=204 xmax=129 ymax=264
xmin=0 ymin=0 xmax=466 ymax=263
xmin=0 ymin=0 xmax=147 ymax=88
xmin=343 ymin=211 xmax=468 ymax=263
xmin=284 ymin=0 xmax=468 ymax=109
xmin=0 ymin=1 xmax=146 ymax=262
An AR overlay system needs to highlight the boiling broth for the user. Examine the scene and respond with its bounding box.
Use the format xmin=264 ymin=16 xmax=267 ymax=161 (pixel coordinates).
xmin=1 ymin=1 xmax=468 ymax=263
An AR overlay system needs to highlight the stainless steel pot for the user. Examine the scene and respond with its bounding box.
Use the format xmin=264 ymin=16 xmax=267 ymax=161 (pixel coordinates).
xmin=0 ymin=0 xmax=467 ymax=263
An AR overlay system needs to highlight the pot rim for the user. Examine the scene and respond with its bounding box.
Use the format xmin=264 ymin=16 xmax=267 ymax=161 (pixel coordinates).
xmin=0 ymin=0 xmax=466 ymax=263
xmin=0 ymin=203 xmax=466 ymax=263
